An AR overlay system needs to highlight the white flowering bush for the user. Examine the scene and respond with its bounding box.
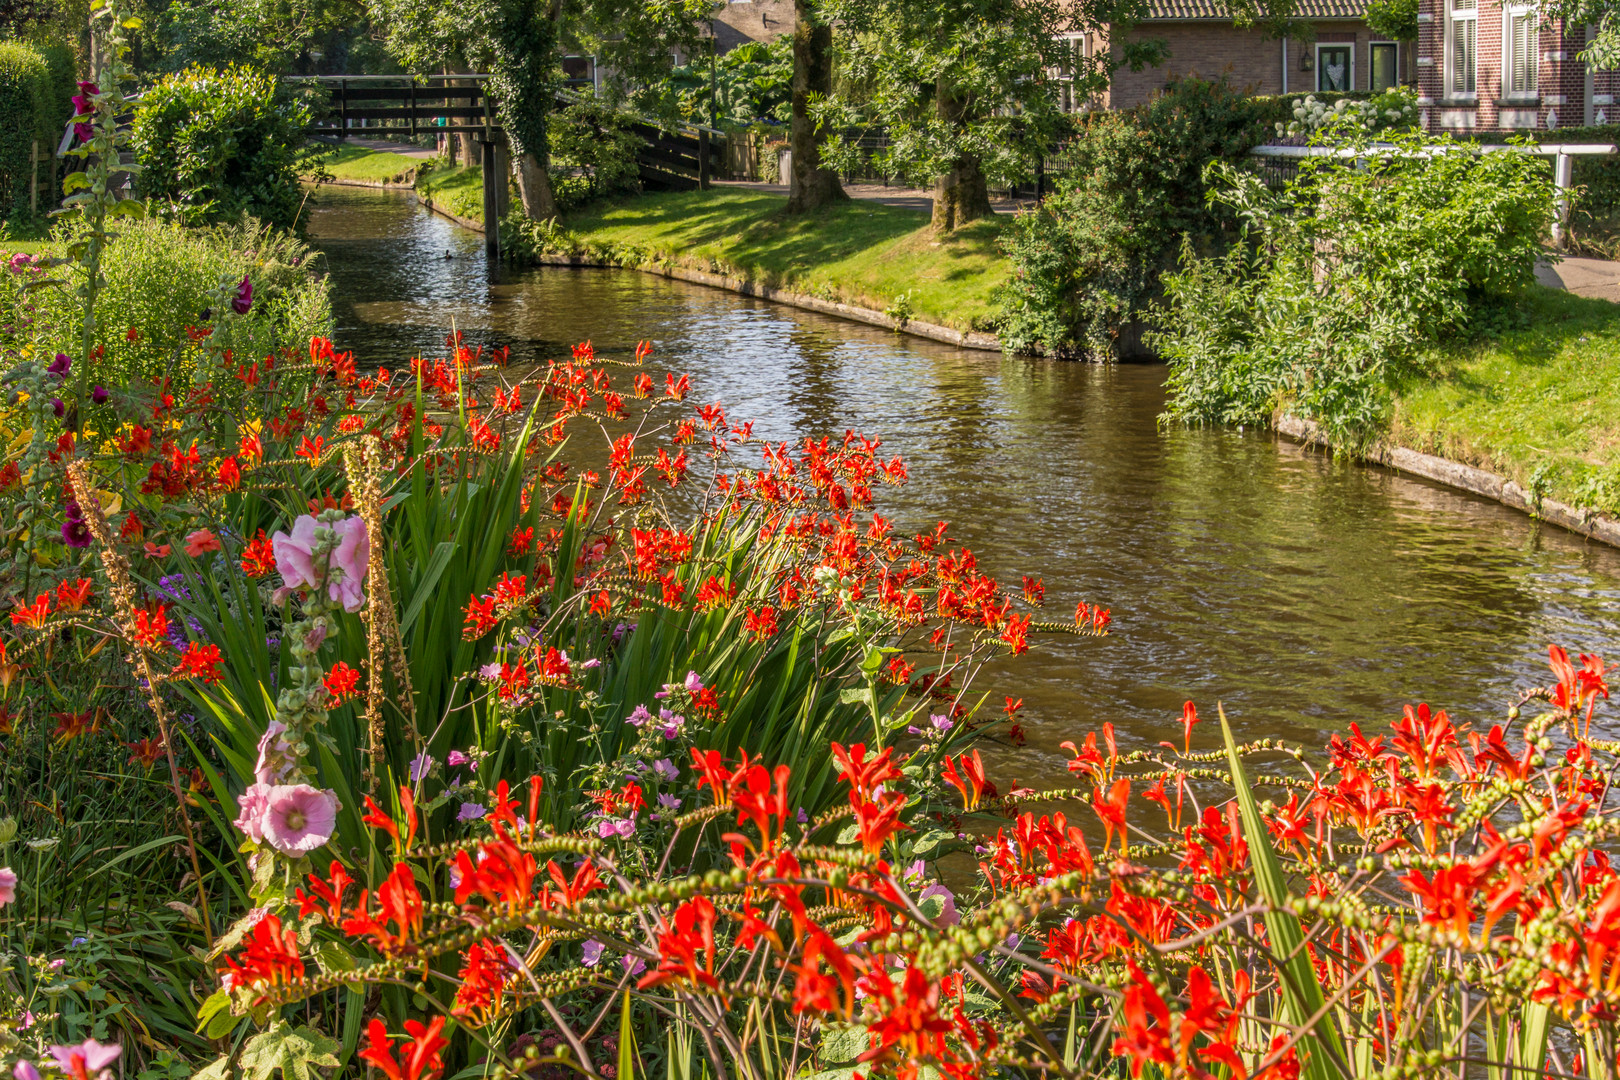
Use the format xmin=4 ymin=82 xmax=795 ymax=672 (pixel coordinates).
xmin=1275 ymin=88 xmax=1417 ymax=138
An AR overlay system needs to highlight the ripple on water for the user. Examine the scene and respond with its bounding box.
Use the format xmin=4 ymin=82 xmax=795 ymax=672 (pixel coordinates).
xmin=305 ymin=184 xmax=1620 ymax=776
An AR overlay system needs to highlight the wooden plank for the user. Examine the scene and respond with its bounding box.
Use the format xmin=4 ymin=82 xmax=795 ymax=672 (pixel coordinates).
xmin=329 ymin=106 xmax=489 ymax=121
xmin=327 ymin=87 xmax=483 ymax=103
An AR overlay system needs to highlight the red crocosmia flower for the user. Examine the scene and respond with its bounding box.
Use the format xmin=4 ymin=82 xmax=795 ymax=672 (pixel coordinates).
xmin=1111 ymin=962 xmax=1174 ymax=1078
xmin=172 ymin=642 xmax=224 ymax=684
xmin=296 ymin=860 xmax=356 ymax=922
xmin=829 ymin=742 xmax=902 ymax=803
xmin=852 ymin=790 xmax=909 ymax=854
xmin=356 ymin=1017 xmax=448 ymax=1080
xmin=942 ymin=750 xmax=987 ymax=811
xmin=691 ymin=685 xmax=720 ymax=716
xmin=1391 ymin=702 xmax=1459 ymax=780
xmin=639 ymin=895 xmax=719 ymax=990
xmin=1021 ymin=575 xmax=1044 ymax=606
xmin=507 ymin=526 xmax=533 ymax=556
xmin=343 ymin=862 xmax=425 ymax=954
xmin=885 ymin=655 xmax=914 ymax=685
xmin=118 ymin=511 xmax=145 ymax=542
xmin=133 ymin=604 xmax=169 ymax=648
xmin=731 ymin=762 xmax=793 ymax=844
xmin=55 ymin=578 xmax=93 ymax=612
xmin=1001 ymin=613 xmax=1031 ymax=655
xmin=361 ymin=789 xmax=420 ymax=853
xmin=295 ymin=435 xmax=326 ymax=460
xmin=221 ymin=913 xmax=305 ymax=1000
xmin=1181 ymin=701 xmax=1199 ymax=754
xmin=1400 ymin=862 xmax=1480 ymax=939
xmin=497 ymin=656 xmax=531 ymax=699
xmin=240 ymin=530 xmax=276 ymax=577
xmin=0 ymin=462 xmax=19 ymax=491
xmin=743 ymin=605 xmax=778 ymax=640
xmin=238 ymin=433 xmax=263 ymax=463
xmin=1092 ymin=777 xmax=1130 ymax=854
xmin=10 ymin=593 xmax=51 ymax=628
xmin=492 ymin=572 xmax=527 ymax=607
xmin=536 ymin=647 xmax=570 ymax=686
xmin=184 ymin=529 xmax=222 ymax=557
xmin=324 ymin=661 xmax=362 ymax=704
xmin=452 ymin=939 xmax=510 ymax=1024
xmin=144 ymin=543 xmax=171 ymax=559
xmin=463 ymin=595 xmax=497 ymax=638
xmin=217 ymin=456 xmax=242 ymax=490
xmin=691 ymin=748 xmax=736 ymax=806
xmin=861 ymin=965 xmax=954 ymax=1064
xmin=588 ymin=589 xmax=611 ymax=616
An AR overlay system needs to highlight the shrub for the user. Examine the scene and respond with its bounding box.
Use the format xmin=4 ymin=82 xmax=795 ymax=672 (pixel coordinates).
xmin=0 ymin=39 xmax=59 ymax=220
xmin=1154 ymin=127 xmax=1553 ymax=445
xmin=548 ymin=97 xmax=643 ymax=212
xmin=130 ymin=64 xmax=320 ymax=230
xmin=1273 ymin=87 xmax=1418 ymax=139
xmin=996 ymin=77 xmax=1269 ymax=359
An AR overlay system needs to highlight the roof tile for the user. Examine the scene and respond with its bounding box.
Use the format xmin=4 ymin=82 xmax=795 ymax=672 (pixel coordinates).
xmin=1142 ymin=0 xmax=1364 ymax=18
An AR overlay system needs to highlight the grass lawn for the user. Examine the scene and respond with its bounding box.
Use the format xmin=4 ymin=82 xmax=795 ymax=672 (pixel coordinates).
xmin=550 ymin=189 xmax=1009 ymax=334
xmin=310 ymin=143 xmax=422 ymax=185
xmin=417 ymin=164 xmax=486 ymax=222
xmin=1392 ymin=285 xmax=1620 ymax=514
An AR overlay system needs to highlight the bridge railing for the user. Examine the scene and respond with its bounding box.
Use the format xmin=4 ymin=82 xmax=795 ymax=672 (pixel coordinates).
xmin=285 ymin=75 xmax=501 ymax=139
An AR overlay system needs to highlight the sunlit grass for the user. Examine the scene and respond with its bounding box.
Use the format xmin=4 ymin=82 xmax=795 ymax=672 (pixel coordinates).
xmin=308 ymin=143 xmax=422 ymax=185
xmin=416 ymin=162 xmax=487 ymax=222
xmin=1392 ymin=285 xmax=1620 ymax=513
xmin=556 ymin=188 xmax=1010 ymax=333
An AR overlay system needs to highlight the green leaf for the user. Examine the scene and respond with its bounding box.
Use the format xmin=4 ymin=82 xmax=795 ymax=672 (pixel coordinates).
xmin=618 ymin=991 xmax=637 ymax=1080
xmin=1219 ymin=705 xmax=1346 ymax=1080
xmin=192 ymin=1056 xmax=233 ymax=1080
xmin=63 ymin=172 xmax=91 ymax=193
xmin=194 ymin=987 xmax=232 ymax=1035
xmin=819 ymin=1024 xmax=868 ymax=1064
xmin=239 ymin=1020 xmax=341 ymax=1080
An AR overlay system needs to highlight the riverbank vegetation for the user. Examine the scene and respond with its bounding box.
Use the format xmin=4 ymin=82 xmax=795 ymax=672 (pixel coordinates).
xmin=508 ymin=187 xmax=1009 ymax=333
xmin=315 ymin=143 xmax=422 ymax=185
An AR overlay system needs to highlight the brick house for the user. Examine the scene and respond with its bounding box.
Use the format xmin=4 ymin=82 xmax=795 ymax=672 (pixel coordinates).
xmin=1081 ymin=0 xmax=1406 ymax=110
xmin=1416 ymin=0 xmax=1606 ymax=131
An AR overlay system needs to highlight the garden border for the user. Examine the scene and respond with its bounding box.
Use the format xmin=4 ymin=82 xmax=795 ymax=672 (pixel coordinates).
xmin=1276 ymin=414 xmax=1620 ymax=549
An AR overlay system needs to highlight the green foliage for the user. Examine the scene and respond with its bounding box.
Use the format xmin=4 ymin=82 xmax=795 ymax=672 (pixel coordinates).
xmin=154 ymin=0 xmax=357 ymax=73
xmin=663 ymin=37 xmax=793 ymax=127
xmin=1364 ymin=0 xmax=1418 ymax=40
xmin=548 ymin=96 xmax=643 ymax=211
xmin=1272 ymin=87 xmax=1417 ymax=139
xmin=12 ymin=218 xmax=331 ymax=432
xmin=130 ymin=64 xmax=320 ymax=230
xmin=0 ymin=39 xmax=59 ymax=219
xmin=1155 ymin=128 xmax=1554 ymax=446
xmin=996 ymin=77 xmax=1269 ymax=358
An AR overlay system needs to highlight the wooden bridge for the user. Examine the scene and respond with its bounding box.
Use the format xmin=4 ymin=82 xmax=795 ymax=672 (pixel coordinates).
xmin=286 ymin=75 xmax=725 ymax=257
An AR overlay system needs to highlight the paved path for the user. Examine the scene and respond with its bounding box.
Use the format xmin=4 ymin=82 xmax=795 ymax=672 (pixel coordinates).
xmin=1536 ymin=255 xmax=1620 ymax=301
xmin=712 ymin=179 xmax=1028 ymax=215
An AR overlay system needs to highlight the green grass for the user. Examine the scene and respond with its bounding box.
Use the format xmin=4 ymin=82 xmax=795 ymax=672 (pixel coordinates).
xmin=546 ymin=188 xmax=1010 ymax=334
xmin=416 ymin=163 xmax=487 ymax=222
xmin=307 ymin=143 xmax=422 ymax=185
xmin=1392 ymin=285 xmax=1620 ymax=514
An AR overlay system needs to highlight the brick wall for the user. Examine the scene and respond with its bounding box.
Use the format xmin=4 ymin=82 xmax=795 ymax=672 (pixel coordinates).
xmin=1417 ymin=0 xmax=1589 ymax=131
xmin=1105 ymin=21 xmax=1392 ymax=109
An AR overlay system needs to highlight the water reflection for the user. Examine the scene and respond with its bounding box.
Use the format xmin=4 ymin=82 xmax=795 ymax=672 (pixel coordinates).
xmin=305 ymin=184 xmax=1620 ymax=781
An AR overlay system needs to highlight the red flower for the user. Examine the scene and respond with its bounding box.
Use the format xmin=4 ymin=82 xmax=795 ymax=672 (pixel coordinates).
xmin=639 ymin=895 xmax=719 ymax=990
xmin=240 ymin=530 xmax=276 ymax=577
xmin=324 ymin=661 xmax=361 ymax=704
xmin=452 ymin=940 xmax=510 ymax=1024
xmin=10 ymin=593 xmax=50 ymax=628
xmin=133 ymin=604 xmax=169 ymax=648
xmin=1000 ymin=613 xmax=1031 ymax=655
xmin=463 ymin=595 xmax=497 ymax=638
xmin=862 ymin=965 xmax=954 ymax=1063
xmin=829 ymin=742 xmax=902 ymax=803
xmin=506 ymin=526 xmax=533 ymax=556
xmin=1180 ymin=701 xmax=1198 ymax=754
xmin=942 ymin=750 xmax=987 ymax=811
xmin=356 ymin=1017 xmax=448 ymax=1080
xmin=118 ymin=511 xmax=145 ymax=541
xmin=1092 ymin=777 xmax=1130 ymax=854
xmin=732 ymin=762 xmax=792 ymax=844
xmin=217 ymin=456 xmax=242 ymax=490
xmin=55 ymin=578 xmax=93 ymax=612
xmin=743 ymin=605 xmax=778 ymax=640
xmin=172 ymin=642 xmax=223 ymax=684
xmin=1111 ymin=963 xmax=1174 ymax=1077
xmin=295 ymin=435 xmax=326 ymax=460
xmin=342 ymin=862 xmax=425 ymax=954
xmin=221 ymin=913 xmax=305 ymax=999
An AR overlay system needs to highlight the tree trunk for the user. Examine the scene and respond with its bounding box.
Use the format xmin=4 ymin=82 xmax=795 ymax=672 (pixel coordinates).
xmin=516 ymin=153 xmax=556 ymax=218
xmin=930 ymin=79 xmax=992 ymax=231
xmin=786 ymin=0 xmax=846 ymax=214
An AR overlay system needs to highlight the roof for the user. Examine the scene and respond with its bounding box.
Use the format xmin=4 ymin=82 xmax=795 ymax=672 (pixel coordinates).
xmin=1141 ymin=0 xmax=1365 ymax=18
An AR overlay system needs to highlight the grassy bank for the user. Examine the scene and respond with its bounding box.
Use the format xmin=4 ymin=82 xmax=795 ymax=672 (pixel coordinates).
xmin=416 ymin=163 xmax=486 ymax=221
xmin=524 ymin=188 xmax=1010 ymax=334
xmin=314 ymin=143 xmax=423 ymax=185
xmin=1392 ymin=286 xmax=1620 ymax=515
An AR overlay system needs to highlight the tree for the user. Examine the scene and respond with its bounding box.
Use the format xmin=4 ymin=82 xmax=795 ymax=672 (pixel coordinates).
xmin=787 ymin=0 xmax=847 ymax=213
xmin=820 ymin=0 xmax=1161 ymax=231
xmin=1539 ymin=0 xmax=1620 ymax=68
xmin=1364 ymin=0 xmax=1417 ymax=81
xmin=366 ymin=0 xmax=712 ymax=218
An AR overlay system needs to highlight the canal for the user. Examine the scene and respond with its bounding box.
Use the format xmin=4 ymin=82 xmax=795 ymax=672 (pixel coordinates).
xmin=306 ymin=183 xmax=1620 ymax=774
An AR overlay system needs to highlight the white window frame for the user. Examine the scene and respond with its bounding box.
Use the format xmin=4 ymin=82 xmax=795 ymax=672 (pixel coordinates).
xmin=1053 ymin=33 xmax=1091 ymax=113
xmin=1446 ymin=0 xmax=1478 ymax=99
xmin=1315 ymin=42 xmax=1355 ymax=92
xmin=1369 ymin=40 xmax=1400 ymax=91
xmin=1503 ymin=3 xmax=1540 ymax=99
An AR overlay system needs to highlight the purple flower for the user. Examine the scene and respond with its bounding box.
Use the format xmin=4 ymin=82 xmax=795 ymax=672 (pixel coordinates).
xmin=580 ymin=940 xmax=604 ymax=966
xmin=652 ymin=758 xmax=678 ymax=782
xmin=579 ymin=657 xmax=602 ymax=670
xmin=91 ymin=385 xmax=108 ymax=405
xmin=931 ymin=714 xmax=953 ymax=732
xmin=457 ymin=802 xmax=487 ymax=822
xmin=47 ymin=1041 xmax=119 ymax=1080
xmin=683 ymin=670 xmax=703 ymax=693
xmin=61 ymin=517 xmax=90 ymax=548
xmin=658 ymin=711 xmax=685 ymax=740
xmin=657 ymin=792 xmax=682 ymax=811
xmin=479 ymin=662 xmax=501 ymax=680
xmin=15 ymin=1060 xmax=40 ymax=1080
xmin=46 ymin=353 xmax=70 ymax=378
xmin=408 ymin=753 xmax=434 ymax=781
xmin=622 ymin=955 xmax=645 ymax=976
xmin=448 ymin=750 xmax=477 ymax=772
xmin=231 ymin=275 xmax=253 ymax=316
xmin=51 ymin=398 xmax=64 ymax=417
xmin=260 ymin=785 xmax=341 ymax=855
xmin=796 ymin=807 xmax=808 ymax=824
xmin=626 ymin=704 xmax=652 ymax=728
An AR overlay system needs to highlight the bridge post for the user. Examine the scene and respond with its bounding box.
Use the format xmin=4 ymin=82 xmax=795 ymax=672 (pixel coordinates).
xmin=481 ymin=139 xmax=501 ymax=260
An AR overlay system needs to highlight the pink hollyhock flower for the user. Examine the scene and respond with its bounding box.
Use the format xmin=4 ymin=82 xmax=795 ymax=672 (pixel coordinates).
xmin=683 ymin=670 xmax=703 ymax=693
xmin=233 ymin=784 xmax=271 ymax=843
xmin=184 ymin=529 xmax=221 ymax=557
xmin=0 ymin=867 xmax=16 ymax=906
xmin=15 ymin=1060 xmax=40 ymax=1080
xmin=231 ymin=275 xmax=253 ymax=316
xmin=48 ymin=1039 xmax=120 ymax=1080
xmin=253 ymin=721 xmax=294 ymax=785
xmin=326 ymin=516 xmax=369 ymax=612
xmin=271 ymin=516 xmax=323 ymax=592
xmin=261 ymin=784 xmax=340 ymax=855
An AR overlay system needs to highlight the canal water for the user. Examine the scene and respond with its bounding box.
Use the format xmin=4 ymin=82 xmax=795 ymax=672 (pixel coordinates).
xmin=306 ymin=184 xmax=1620 ymax=777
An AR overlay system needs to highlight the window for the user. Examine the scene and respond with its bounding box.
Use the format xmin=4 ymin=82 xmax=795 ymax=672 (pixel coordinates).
xmin=1371 ymin=42 xmax=1399 ymax=91
xmin=1316 ymin=44 xmax=1353 ymax=92
xmin=1053 ymin=34 xmax=1090 ymax=113
xmin=1505 ymin=4 xmax=1539 ymax=97
xmin=1448 ymin=0 xmax=1477 ymax=96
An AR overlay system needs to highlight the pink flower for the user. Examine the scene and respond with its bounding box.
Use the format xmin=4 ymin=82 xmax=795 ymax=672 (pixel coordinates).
xmin=327 ymin=516 xmax=369 ymax=612
xmin=271 ymin=516 xmax=324 ymax=593
xmin=233 ymin=783 xmax=271 ymax=843
xmin=683 ymin=671 xmax=703 ymax=693
xmin=184 ymin=529 xmax=221 ymax=557
xmin=48 ymin=1039 xmax=120 ymax=1080
xmin=15 ymin=1060 xmax=40 ymax=1080
xmin=253 ymin=721 xmax=293 ymax=785
xmin=0 ymin=867 xmax=15 ymax=906
xmin=261 ymin=784 xmax=340 ymax=855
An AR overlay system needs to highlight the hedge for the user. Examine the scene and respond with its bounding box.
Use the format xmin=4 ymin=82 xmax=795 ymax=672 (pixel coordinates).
xmin=0 ymin=39 xmax=70 ymax=220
